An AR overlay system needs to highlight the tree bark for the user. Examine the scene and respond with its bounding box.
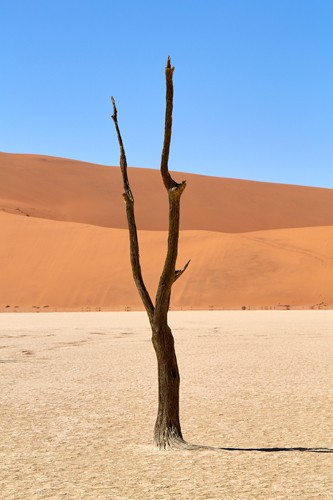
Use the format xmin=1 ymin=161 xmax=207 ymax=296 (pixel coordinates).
xmin=111 ymin=57 xmax=189 ymax=449
xmin=152 ymin=324 xmax=184 ymax=449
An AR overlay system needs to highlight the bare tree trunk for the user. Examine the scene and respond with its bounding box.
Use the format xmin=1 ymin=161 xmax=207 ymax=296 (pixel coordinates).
xmin=152 ymin=323 xmax=183 ymax=448
xmin=112 ymin=57 xmax=189 ymax=449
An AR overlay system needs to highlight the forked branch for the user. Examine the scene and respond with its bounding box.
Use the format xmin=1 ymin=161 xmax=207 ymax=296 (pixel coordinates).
xmin=111 ymin=57 xmax=189 ymax=329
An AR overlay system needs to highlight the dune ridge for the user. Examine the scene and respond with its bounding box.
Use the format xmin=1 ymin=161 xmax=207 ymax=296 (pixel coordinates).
xmin=2 ymin=152 xmax=333 ymax=232
xmin=1 ymin=152 xmax=333 ymax=311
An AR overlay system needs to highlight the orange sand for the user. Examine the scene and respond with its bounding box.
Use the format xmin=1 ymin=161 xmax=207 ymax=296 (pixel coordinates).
xmin=1 ymin=152 xmax=333 ymax=311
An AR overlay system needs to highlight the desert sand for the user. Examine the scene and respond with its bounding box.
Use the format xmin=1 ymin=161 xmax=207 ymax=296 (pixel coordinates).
xmin=1 ymin=310 xmax=332 ymax=499
xmin=1 ymin=211 xmax=333 ymax=311
xmin=1 ymin=152 xmax=333 ymax=311
xmin=2 ymin=152 xmax=333 ymax=232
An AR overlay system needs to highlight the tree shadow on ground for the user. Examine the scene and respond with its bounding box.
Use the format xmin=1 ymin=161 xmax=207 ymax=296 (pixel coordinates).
xmin=217 ymin=447 xmax=333 ymax=453
xmin=178 ymin=441 xmax=333 ymax=453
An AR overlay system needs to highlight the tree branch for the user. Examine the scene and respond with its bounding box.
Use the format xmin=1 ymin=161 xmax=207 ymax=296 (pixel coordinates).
xmin=160 ymin=57 xmax=179 ymax=191
xmin=174 ymin=259 xmax=191 ymax=283
xmin=154 ymin=57 xmax=188 ymax=327
xmin=111 ymin=97 xmax=154 ymax=323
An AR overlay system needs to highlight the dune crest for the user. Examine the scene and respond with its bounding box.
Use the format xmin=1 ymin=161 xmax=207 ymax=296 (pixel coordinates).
xmin=2 ymin=152 xmax=333 ymax=232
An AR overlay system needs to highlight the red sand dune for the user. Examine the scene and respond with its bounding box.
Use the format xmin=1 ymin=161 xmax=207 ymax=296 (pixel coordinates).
xmin=2 ymin=152 xmax=333 ymax=232
xmin=1 ymin=152 xmax=333 ymax=310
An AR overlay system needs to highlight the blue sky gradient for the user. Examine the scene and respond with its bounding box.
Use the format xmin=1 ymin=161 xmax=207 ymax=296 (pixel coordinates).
xmin=1 ymin=0 xmax=332 ymax=187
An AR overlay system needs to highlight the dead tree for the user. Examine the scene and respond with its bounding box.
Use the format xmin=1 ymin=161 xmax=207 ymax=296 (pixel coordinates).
xmin=111 ymin=57 xmax=190 ymax=449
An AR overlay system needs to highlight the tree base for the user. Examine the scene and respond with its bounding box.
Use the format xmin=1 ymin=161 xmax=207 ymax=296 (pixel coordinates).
xmin=153 ymin=426 xmax=203 ymax=450
xmin=154 ymin=425 xmax=186 ymax=450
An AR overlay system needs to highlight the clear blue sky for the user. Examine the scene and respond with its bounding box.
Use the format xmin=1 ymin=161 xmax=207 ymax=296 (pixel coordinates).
xmin=1 ymin=0 xmax=332 ymax=187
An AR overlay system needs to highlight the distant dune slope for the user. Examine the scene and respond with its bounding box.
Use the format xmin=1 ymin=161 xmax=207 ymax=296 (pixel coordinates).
xmin=1 ymin=211 xmax=332 ymax=311
xmin=2 ymin=152 xmax=333 ymax=232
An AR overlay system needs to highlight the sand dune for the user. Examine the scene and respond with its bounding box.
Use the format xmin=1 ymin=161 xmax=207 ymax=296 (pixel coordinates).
xmin=1 ymin=152 xmax=333 ymax=311
xmin=2 ymin=152 xmax=333 ymax=232
xmin=1 ymin=211 xmax=332 ymax=311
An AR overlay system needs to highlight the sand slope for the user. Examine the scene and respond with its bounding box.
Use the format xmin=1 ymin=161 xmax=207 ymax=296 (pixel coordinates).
xmin=1 ymin=152 xmax=333 ymax=310
xmin=2 ymin=152 xmax=333 ymax=232
xmin=1 ymin=211 xmax=332 ymax=310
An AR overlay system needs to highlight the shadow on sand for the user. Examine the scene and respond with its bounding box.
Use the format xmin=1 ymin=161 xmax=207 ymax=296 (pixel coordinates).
xmin=178 ymin=441 xmax=333 ymax=453
xmin=217 ymin=447 xmax=332 ymax=454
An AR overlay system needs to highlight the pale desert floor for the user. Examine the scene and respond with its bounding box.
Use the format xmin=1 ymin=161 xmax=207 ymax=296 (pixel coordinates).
xmin=1 ymin=311 xmax=332 ymax=499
